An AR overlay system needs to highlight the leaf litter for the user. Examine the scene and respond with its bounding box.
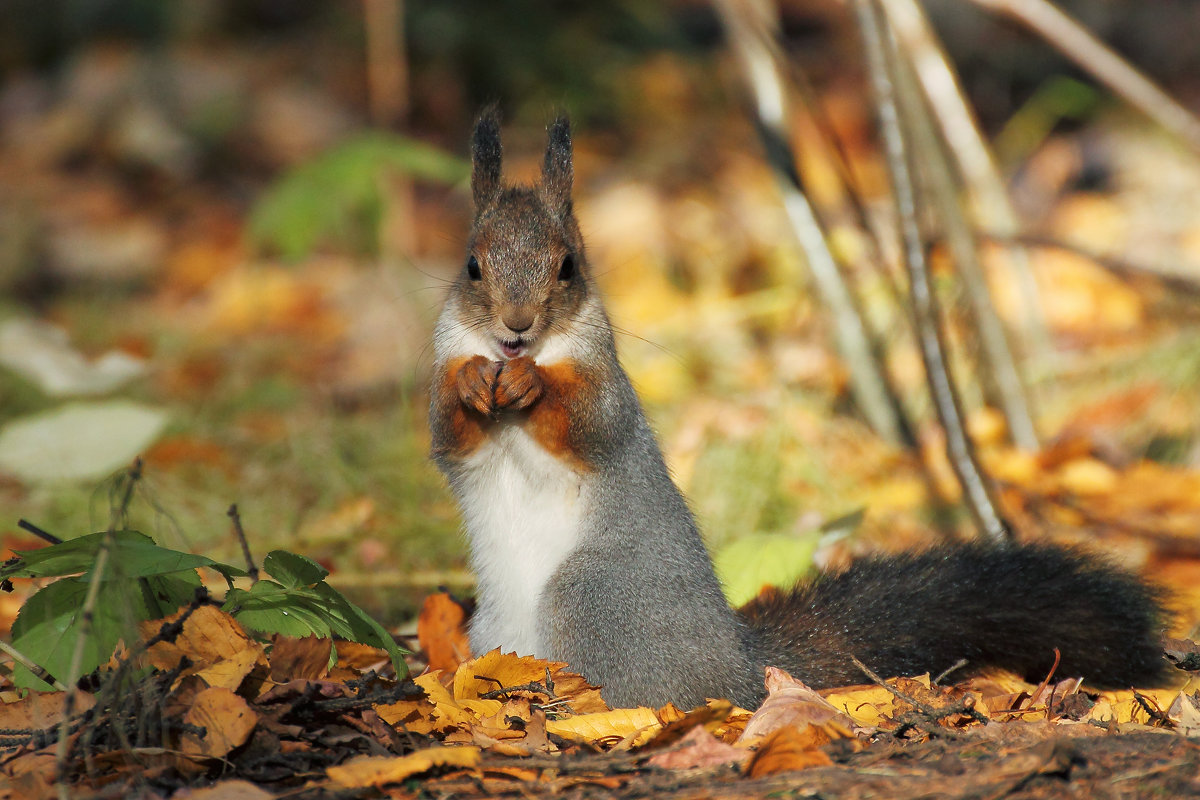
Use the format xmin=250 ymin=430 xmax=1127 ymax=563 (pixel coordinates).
xmin=0 ymin=586 xmax=1196 ymax=799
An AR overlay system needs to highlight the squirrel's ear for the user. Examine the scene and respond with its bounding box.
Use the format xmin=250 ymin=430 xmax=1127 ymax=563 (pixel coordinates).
xmin=471 ymin=106 xmax=503 ymax=209
xmin=542 ymin=116 xmax=573 ymax=215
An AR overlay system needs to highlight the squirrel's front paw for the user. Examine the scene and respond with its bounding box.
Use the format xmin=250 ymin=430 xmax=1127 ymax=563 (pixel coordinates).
xmin=495 ymin=357 xmax=544 ymax=411
xmin=456 ymin=355 xmax=502 ymax=416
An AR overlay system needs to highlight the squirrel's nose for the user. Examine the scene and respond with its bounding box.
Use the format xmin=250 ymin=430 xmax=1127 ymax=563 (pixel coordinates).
xmin=501 ymin=306 xmax=535 ymax=334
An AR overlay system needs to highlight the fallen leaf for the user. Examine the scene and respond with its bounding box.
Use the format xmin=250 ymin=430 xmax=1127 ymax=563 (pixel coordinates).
xmin=453 ymin=649 xmax=607 ymax=713
xmin=418 ymin=593 xmax=471 ymax=674
xmin=146 ymin=605 xmax=266 ymax=689
xmin=1167 ymin=692 xmax=1200 ymax=736
xmin=269 ymin=634 xmax=333 ymax=682
xmin=639 ymin=700 xmax=733 ymax=751
xmin=647 ymin=725 xmax=749 ymax=770
xmin=169 ymin=779 xmax=275 ymax=800
xmin=196 ymin=646 xmax=262 ymax=692
xmin=738 ymin=667 xmax=862 ymax=746
xmin=180 ymin=687 xmax=259 ymax=759
xmin=545 ymin=707 xmax=660 ymax=744
xmin=0 ymin=691 xmax=95 ymax=731
xmin=744 ymin=725 xmax=834 ymax=778
xmin=326 ymin=746 xmax=480 ymax=787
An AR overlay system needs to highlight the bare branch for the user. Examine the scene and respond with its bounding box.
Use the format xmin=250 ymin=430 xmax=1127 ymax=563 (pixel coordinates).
xmin=855 ymin=0 xmax=1010 ymax=543
xmin=716 ymin=0 xmax=909 ymax=446
xmin=971 ymin=0 xmax=1200 ymax=153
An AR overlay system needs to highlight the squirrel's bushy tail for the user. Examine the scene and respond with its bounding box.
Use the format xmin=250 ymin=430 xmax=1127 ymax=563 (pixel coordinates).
xmin=740 ymin=543 xmax=1168 ymax=689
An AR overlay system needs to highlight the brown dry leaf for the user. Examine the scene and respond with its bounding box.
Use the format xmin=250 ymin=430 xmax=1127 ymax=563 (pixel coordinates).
xmin=1167 ymin=692 xmax=1200 ymax=736
xmin=472 ymin=708 xmax=554 ymax=756
xmin=269 ymin=634 xmax=332 ymax=682
xmin=544 ymin=707 xmax=660 ymax=745
xmin=0 ymin=691 xmax=95 ymax=732
xmin=145 ymin=605 xmax=262 ymax=670
xmin=744 ymin=725 xmax=834 ymax=778
xmin=638 ymin=700 xmax=733 ymax=751
xmin=180 ymin=687 xmax=259 ymax=759
xmin=169 ymin=779 xmax=274 ymax=800
xmin=1 ymin=751 xmax=56 ymax=800
xmin=418 ymin=593 xmax=471 ymax=674
xmin=326 ymin=746 xmax=480 ymax=788
xmin=335 ymin=641 xmax=391 ymax=671
xmin=738 ymin=667 xmax=862 ymax=746
xmin=646 ymin=725 xmax=749 ymax=770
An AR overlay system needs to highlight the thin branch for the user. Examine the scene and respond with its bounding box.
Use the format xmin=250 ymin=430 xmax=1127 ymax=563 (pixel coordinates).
xmin=715 ymin=0 xmax=909 ymax=446
xmin=886 ymin=19 xmax=1040 ymax=451
xmin=56 ymin=458 xmax=142 ymax=798
xmin=227 ymin=503 xmax=259 ymax=583
xmin=856 ymin=0 xmax=1010 ymax=543
xmin=17 ymin=518 xmax=63 ymax=546
xmin=0 ymin=640 xmax=66 ymax=691
xmin=970 ymin=0 xmax=1200 ymax=154
xmin=881 ymin=0 xmax=1052 ymax=370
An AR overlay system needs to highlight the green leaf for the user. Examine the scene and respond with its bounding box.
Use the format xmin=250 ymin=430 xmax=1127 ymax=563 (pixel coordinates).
xmin=262 ymin=550 xmax=328 ymax=588
xmin=224 ymin=582 xmax=334 ymax=639
xmin=248 ymin=132 xmax=469 ymax=260
xmin=2 ymin=530 xmax=243 ymax=584
xmin=225 ymin=550 xmax=409 ymax=679
xmin=10 ymin=570 xmax=201 ymax=691
xmin=714 ymin=530 xmax=821 ymax=608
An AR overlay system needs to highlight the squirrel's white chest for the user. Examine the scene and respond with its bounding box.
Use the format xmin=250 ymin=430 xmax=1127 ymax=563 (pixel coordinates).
xmin=454 ymin=423 xmax=586 ymax=658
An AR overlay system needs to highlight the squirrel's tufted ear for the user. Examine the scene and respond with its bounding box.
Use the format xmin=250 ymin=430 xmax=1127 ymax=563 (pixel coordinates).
xmin=542 ymin=116 xmax=573 ymax=216
xmin=471 ymin=106 xmax=503 ymax=209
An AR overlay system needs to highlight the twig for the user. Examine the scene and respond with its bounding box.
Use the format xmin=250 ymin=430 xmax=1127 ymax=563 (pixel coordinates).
xmin=0 ymin=640 xmax=66 ymax=691
xmin=55 ymin=458 xmax=142 ymax=799
xmin=970 ymin=0 xmax=1200 ymax=154
xmin=17 ymin=519 xmax=63 ymax=546
xmin=932 ymin=658 xmax=969 ymax=686
xmin=887 ymin=16 xmax=1039 ymax=450
xmin=850 ymin=655 xmax=988 ymax=738
xmin=715 ymin=0 xmax=910 ymax=446
xmin=881 ymin=0 xmax=1052 ymax=366
xmin=1027 ymin=647 xmax=1061 ymax=717
xmin=855 ymin=0 xmax=1010 ymax=544
xmin=1132 ymin=689 xmax=1174 ymax=728
xmin=227 ymin=504 xmax=259 ymax=583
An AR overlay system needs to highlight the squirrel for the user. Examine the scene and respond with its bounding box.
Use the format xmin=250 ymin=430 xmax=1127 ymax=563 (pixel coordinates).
xmin=428 ymin=108 xmax=1168 ymax=710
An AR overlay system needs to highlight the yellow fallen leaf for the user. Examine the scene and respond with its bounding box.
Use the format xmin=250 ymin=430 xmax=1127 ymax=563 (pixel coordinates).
xmin=823 ymin=685 xmax=896 ymax=728
xmin=327 ymin=747 xmax=480 ymax=788
xmin=1089 ymin=689 xmax=1180 ymax=726
xmin=1056 ymin=458 xmax=1119 ymax=495
xmin=196 ymin=646 xmax=262 ymax=692
xmin=545 ymin=707 xmax=660 ymax=744
xmin=452 ymin=649 xmax=607 ymax=713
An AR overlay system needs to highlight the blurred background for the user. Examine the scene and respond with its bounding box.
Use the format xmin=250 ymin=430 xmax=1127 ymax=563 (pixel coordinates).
xmin=1 ymin=0 xmax=1199 ymax=627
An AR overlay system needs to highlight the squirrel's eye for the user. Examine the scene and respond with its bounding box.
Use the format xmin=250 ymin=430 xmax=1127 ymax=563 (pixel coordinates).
xmin=466 ymin=255 xmax=481 ymax=281
xmin=558 ymin=254 xmax=576 ymax=282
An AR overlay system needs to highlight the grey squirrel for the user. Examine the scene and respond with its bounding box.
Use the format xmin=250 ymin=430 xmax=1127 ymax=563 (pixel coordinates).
xmin=428 ymin=109 xmax=1168 ymax=709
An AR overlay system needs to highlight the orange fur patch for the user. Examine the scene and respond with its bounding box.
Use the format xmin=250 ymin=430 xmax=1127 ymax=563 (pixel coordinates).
xmin=527 ymin=361 xmax=594 ymax=472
